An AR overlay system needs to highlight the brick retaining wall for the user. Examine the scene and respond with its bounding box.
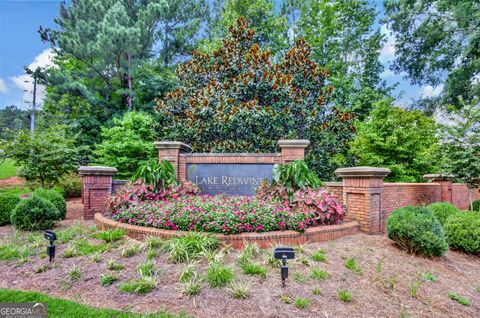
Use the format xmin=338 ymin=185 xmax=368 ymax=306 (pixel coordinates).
xmin=94 ymin=213 xmax=360 ymax=249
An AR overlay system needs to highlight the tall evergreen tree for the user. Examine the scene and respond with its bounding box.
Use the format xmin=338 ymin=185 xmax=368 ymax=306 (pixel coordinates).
xmin=40 ymin=0 xmax=167 ymax=110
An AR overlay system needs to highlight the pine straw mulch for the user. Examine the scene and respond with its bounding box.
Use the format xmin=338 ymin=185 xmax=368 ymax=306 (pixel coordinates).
xmin=0 ymin=221 xmax=479 ymax=318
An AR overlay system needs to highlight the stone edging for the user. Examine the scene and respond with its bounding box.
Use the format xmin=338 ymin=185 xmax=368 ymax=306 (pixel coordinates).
xmin=94 ymin=213 xmax=360 ymax=249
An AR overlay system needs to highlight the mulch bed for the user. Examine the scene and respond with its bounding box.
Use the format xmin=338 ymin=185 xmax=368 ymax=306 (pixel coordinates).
xmin=0 ymin=200 xmax=479 ymax=317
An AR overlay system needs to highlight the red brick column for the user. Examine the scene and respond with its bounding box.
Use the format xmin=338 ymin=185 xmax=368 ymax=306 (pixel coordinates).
xmin=278 ymin=139 xmax=310 ymax=163
xmin=335 ymin=167 xmax=390 ymax=234
xmin=154 ymin=141 xmax=191 ymax=180
xmin=78 ymin=166 xmax=117 ymax=220
xmin=424 ymin=174 xmax=452 ymax=203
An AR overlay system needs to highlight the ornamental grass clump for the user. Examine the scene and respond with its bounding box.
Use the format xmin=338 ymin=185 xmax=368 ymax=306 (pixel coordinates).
xmin=386 ymin=206 xmax=448 ymax=257
xmin=206 ymin=263 xmax=234 ymax=288
xmin=444 ymin=212 xmax=480 ymax=254
xmin=162 ymin=232 xmax=220 ymax=263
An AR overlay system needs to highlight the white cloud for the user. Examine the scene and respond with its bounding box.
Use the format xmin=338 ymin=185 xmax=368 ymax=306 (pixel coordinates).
xmin=9 ymin=49 xmax=54 ymax=107
xmin=380 ymin=68 xmax=395 ymax=78
xmin=379 ymin=25 xmax=396 ymax=63
xmin=420 ymin=84 xmax=444 ymax=98
xmin=0 ymin=78 xmax=9 ymax=94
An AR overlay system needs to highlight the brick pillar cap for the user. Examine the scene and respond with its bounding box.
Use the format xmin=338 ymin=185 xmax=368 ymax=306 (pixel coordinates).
xmin=78 ymin=166 xmax=118 ymax=176
xmin=277 ymin=139 xmax=310 ymax=148
xmin=423 ymin=174 xmax=452 ymax=181
xmin=335 ymin=166 xmax=390 ymax=178
xmin=154 ymin=141 xmax=191 ymax=152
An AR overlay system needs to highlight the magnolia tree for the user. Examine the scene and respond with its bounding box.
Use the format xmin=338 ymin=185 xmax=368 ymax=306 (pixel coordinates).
xmin=439 ymin=101 xmax=480 ymax=210
xmin=156 ymin=18 xmax=355 ymax=180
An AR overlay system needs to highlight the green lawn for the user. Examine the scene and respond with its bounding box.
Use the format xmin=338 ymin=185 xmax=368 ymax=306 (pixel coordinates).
xmin=0 ymin=159 xmax=17 ymax=179
xmin=0 ymin=289 xmax=187 ymax=318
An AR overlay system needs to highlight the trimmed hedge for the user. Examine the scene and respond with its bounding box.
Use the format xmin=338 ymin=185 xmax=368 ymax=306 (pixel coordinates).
xmin=0 ymin=193 xmax=20 ymax=225
xmin=472 ymin=199 xmax=480 ymax=212
xmin=444 ymin=212 xmax=480 ymax=255
xmin=427 ymin=202 xmax=459 ymax=226
xmin=34 ymin=188 xmax=67 ymax=219
xmin=10 ymin=195 xmax=60 ymax=230
xmin=386 ymin=206 xmax=448 ymax=257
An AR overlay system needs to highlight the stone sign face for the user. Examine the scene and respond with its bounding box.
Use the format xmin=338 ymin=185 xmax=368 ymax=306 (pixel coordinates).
xmin=186 ymin=163 xmax=274 ymax=195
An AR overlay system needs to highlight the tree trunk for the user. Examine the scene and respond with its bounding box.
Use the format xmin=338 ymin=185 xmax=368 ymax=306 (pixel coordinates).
xmin=127 ymin=53 xmax=133 ymax=110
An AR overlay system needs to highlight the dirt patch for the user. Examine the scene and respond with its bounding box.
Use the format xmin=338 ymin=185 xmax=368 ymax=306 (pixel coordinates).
xmin=0 ymin=221 xmax=479 ymax=318
xmin=0 ymin=176 xmax=25 ymax=186
xmin=66 ymin=198 xmax=84 ymax=220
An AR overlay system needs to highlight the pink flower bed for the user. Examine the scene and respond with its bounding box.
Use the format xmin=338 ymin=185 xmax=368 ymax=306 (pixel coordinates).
xmin=108 ymin=181 xmax=345 ymax=234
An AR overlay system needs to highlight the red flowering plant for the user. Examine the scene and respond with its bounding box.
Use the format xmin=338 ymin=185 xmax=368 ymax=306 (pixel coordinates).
xmin=256 ymin=160 xmax=345 ymax=225
xmin=107 ymin=180 xmax=200 ymax=213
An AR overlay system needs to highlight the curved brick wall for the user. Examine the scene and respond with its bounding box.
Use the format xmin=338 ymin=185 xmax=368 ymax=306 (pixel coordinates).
xmin=94 ymin=213 xmax=359 ymax=249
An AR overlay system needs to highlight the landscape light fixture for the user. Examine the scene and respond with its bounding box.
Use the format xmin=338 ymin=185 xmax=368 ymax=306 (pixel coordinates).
xmin=44 ymin=230 xmax=57 ymax=262
xmin=273 ymin=247 xmax=295 ymax=288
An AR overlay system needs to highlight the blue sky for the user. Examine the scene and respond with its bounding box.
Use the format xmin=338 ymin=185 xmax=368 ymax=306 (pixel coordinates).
xmin=0 ymin=0 xmax=441 ymax=110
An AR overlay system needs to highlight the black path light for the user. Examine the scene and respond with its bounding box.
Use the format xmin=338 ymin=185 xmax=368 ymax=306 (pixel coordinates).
xmin=44 ymin=230 xmax=57 ymax=262
xmin=274 ymin=247 xmax=295 ymax=288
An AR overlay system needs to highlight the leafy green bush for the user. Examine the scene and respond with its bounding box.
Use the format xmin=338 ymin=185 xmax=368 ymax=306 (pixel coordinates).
xmin=472 ymin=200 xmax=480 ymax=212
xmin=132 ymin=159 xmax=177 ymax=192
xmin=51 ymin=186 xmax=66 ymax=198
xmin=34 ymin=188 xmax=67 ymax=219
xmin=386 ymin=206 xmax=448 ymax=257
xmin=427 ymin=202 xmax=459 ymax=226
xmin=94 ymin=112 xmax=156 ymax=179
xmin=10 ymin=195 xmax=60 ymax=230
xmin=56 ymin=174 xmax=82 ymax=198
xmin=444 ymin=212 xmax=480 ymax=254
xmin=0 ymin=193 xmax=20 ymax=225
xmin=272 ymin=160 xmax=322 ymax=195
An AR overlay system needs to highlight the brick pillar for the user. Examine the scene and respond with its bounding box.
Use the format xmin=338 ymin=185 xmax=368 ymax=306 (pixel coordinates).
xmin=154 ymin=141 xmax=191 ymax=180
xmin=424 ymin=174 xmax=453 ymax=203
xmin=335 ymin=167 xmax=390 ymax=234
xmin=278 ymin=139 xmax=310 ymax=163
xmin=78 ymin=166 xmax=117 ymax=220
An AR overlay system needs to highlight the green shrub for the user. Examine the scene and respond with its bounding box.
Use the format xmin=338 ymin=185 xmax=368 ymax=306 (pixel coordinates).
xmin=56 ymin=174 xmax=82 ymax=198
xmin=34 ymin=188 xmax=67 ymax=219
xmin=51 ymin=186 xmax=66 ymax=198
xmin=427 ymin=202 xmax=459 ymax=226
xmin=472 ymin=200 xmax=480 ymax=212
xmin=386 ymin=206 xmax=448 ymax=257
xmin=338 ymin=290 xmax=352 ymax=302
xmin=10 ymin=195 xmax=60 ymax=230
xmin=0 ymin=193 xmax=20 ymax=225
xmin=444 ymin=212 xmax=480 ymax=254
